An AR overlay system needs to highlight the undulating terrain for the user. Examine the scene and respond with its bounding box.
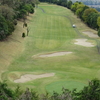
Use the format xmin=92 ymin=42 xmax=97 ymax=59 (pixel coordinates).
xmin=0 ymin=3 xmax=100 ymax=94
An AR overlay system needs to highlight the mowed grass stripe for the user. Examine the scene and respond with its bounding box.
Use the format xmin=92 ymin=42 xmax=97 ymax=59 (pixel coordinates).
xmin=3 ymin=3 xmax=100 ymax=93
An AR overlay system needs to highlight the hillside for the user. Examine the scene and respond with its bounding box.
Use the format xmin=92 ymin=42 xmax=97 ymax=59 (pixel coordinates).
xmin=0 ymin=3 xmax=100 ymax=95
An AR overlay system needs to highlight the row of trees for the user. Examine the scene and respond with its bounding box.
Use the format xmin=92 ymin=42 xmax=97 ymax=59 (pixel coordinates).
xmin=71 ymin=1 xmax=100 ymax=30
xmin=40 ymin=0 xmax=100 ymax=36
xmin=0 ymin=0 xmax=38 ymax=40
xmin=0 ymin=79 xmax=100 ymax=100
xmin=69 ymin=1 xmax=100 ymax=36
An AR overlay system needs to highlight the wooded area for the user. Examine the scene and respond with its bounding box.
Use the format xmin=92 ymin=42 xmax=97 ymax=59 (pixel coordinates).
xmin=0 ymin=79 xmax=100 ymax=100
xmin=40 ymin=0 xmax=100 ymax=36
xmin=1 ymin=0 xmax=100 ymax=39
xmin=0 ymin=0 xmax=39 ymax=40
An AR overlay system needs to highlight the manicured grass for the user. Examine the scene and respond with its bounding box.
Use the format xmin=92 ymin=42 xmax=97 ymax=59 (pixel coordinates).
xmin=46 ymin=81 xmax=87 ymax=94
xmin=0 ymin=3 xmax=100 ymax=94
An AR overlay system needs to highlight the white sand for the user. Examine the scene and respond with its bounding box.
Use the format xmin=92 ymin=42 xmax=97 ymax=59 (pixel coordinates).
xmin=39 ymin=52 xmax=72 ymax=57
xmin=14 ymin=73 xmax=55 ymax=83
xmin=74 ymin=39 xmax=95 ymax=47
xmin=82 ymin=31 xmax=98 ymax=38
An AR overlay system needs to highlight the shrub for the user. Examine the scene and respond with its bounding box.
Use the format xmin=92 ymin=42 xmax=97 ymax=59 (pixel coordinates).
xmin=24 ymin=23 xmax=27 ymax=27
xmin=13 ymin=19 xmax=17 ymax=25
xmin=98 ymin=28 xmax=100 ymax=37
xmin=30 ymin=7 xmax=34 ymax=14
xmin=6 ymin=21 xmax=15 ymax=35
xmin=0 ymin=15 xmax=8 ymax=40
xmin=22 ymin=33 xmax=25 ymax=37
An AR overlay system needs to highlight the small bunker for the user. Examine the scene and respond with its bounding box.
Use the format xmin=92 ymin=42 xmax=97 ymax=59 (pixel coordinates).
xmin=72 ymin=24 xmax=76 ymax=28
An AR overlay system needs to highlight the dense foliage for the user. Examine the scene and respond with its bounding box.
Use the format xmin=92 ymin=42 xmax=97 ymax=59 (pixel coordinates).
xmin=0 ymin=0 xmax=37 ymax=40
xmin=0 ymin=79 xmax=100 ymax=100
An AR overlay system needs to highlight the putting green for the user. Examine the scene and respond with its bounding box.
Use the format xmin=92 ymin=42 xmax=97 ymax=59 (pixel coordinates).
xmin=46 ymin=81 xmax=87 ymax=94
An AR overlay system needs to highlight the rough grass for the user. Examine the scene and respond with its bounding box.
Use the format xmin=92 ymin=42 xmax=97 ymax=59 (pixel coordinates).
xmin=0 ymin=3 xmax=100 ymax=94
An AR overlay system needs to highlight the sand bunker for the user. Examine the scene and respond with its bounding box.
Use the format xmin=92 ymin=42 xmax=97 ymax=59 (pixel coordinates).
xmin=74 ymin=39 xmax=94 ymax=47
xmin=14 ymin=73 xmax=55 ymax=83
xmin=82 ymin=31 xmax=98 ymax=38
xmin=39 ymin=52 xmax=72 ymax=57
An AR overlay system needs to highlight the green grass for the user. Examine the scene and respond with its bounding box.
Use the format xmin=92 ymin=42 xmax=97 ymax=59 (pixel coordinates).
xmin=0 ymin=3 xmax=100 ymax=94
xmin=46 ymin=81 xmax=87 ymax=94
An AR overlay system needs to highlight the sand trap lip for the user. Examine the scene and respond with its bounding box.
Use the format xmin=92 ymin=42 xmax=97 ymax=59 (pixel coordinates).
xmin=39 ymin=52 xmax=72 ymax=57
xmin=82 ymin=31 xmax=98 ymax=38
xmin=74 ymin=39 xmax=94 ymax=47
xmin=14 ymin=73 xmax=55 ymax=83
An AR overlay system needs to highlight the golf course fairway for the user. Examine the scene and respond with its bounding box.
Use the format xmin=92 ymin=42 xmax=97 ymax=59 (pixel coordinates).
xmin=0 ymin=3 xmax=100 ymax=94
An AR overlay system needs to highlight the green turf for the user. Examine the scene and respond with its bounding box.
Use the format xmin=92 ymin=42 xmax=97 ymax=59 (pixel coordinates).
xmin=46 ymin=81 xmax=87 ymax=94
xmin=1 ymin=3 xmax=100 ymax=94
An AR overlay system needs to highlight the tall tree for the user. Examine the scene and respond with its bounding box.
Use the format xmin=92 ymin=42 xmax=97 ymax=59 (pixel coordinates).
xmin=67 ymin=0 xmax=73 ymax=9
xmin=0 ymin=15 xmax=8 ymax=40
xmin=75 ymin=4 xmax=85 ymax=18
xmin=0 ymin=5 xmax=15 ymax=21
xmin=82 ymin=8 xmax=98 ymax=23
xmin=87 ymin=12 xmax=100 ymax=29
xmin=0 ymin=0 xmax=14 ymax=7
xmin=97 ymin=17 xmax=100 ymax=28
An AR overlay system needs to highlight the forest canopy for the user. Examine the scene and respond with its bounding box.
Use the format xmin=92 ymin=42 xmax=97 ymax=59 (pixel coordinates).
xmin=0 ymin=0 xmax=38 ymax=40
xmin=0 ymin=79 xmax=100 ymax=100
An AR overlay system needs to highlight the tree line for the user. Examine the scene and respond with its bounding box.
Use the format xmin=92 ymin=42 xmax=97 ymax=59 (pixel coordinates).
xmin=0 ymin=79 xmax=100 ymax=100
xmin=0 ymin=0 xmax=39 ymax=40
xmin=39 ymin=0 xmax=100 ymax=36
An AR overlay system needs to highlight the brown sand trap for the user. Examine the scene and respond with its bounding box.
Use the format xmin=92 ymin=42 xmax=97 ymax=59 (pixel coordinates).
xmin=74 ymin=39 xmax=95 ymax=47
xmin=39 ymin=52 xmax=72 ymax=57
xmin=82 ymin=31 xmax=98 ymax=38
xmin=14 ymin=73 xmax=55 ymax=83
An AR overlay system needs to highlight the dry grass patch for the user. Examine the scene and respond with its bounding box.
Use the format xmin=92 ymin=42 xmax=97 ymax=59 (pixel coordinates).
xmin=74 ymin=39 xmax=95 ymax=47
xmin=82 ymin=31 xmax=99 ymax=38
xmin=39 ymin=52 xmax=72 ymax=57
xmin=0 ymin=15 xmax=34 ymax=79
xmin=33 ymin=52 xmax=72 ymax=58
xmin=14 ymin=73 xmax=55 ymax=83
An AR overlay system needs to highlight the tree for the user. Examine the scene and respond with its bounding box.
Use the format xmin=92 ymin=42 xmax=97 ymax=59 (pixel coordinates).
xmin=0 ymin=5 xmax=15 ymax=21
xmin=0 ymin=81 xmax=15 ymax=99
xmin=74 ymin=79 xmax=100 ymax=100
xmin=0 ymin=15 xmax=8 ymax=40
xmin=0 ymin=0 xmax=15 ymax=7
xmin=82 ymin=8 xmax=98 ymax=23
xmin=6 ymin=20 xmax=15 ymax=35
xmin=80 ymin=5 xmax=89 ymax=20
xmin=75 ymin=4 xmax=85 ymax=18
xmin=98 ymin=28 xmax=100 ymax=37
xmin=87 ymin=12 xmax=100 ymax=29
xmin=71 ymin=2 xmax=81 ymax=13
xmin=67 ymin=0 xmax=73 ymax=9
xmin=97 ymin=17 xmax=100 ymax=28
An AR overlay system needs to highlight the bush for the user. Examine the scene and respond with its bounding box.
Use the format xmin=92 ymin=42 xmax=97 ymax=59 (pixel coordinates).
xmin=98 ymin=28 xmax=100 ymax=37
xmin=13 ymin=19 xmax=17 ymax=25
xmin=0 ymin=15 xmax=8 ymax=40
xmin=6 ymin=21 xmax=15 ymax=35
xmin=22 ymin=33 xmax=25 ymax=37
xmin=31 ymin=3 xmax=35 ymax=7
xmin=24 ymin=22 xmax=27 ymax=27
xmin=30 ymin=7 xmax=34 ymax=14
xmin=0 ymin=79 xmax=100 ymax=99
